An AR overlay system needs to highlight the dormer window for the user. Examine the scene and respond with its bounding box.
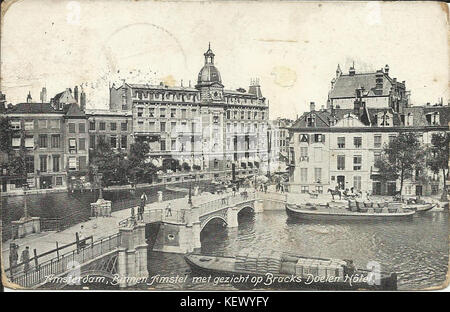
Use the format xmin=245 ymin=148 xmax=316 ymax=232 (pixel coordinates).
xmin=426 ymin=112 xmax=440 ymax=126
xmin=380 ymin=113 xmax=390 ymax=126
xmin=306 ymin=114 xmax=315 ymax=127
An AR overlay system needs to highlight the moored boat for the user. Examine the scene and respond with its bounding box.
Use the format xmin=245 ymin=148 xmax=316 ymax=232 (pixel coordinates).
xmin=184 ymin=252 xmax=397 ymax=290
xmin=404 ymin=203 xmax=436 ymax=212
xmin=286 ymin=202 xmax=416 ymax=221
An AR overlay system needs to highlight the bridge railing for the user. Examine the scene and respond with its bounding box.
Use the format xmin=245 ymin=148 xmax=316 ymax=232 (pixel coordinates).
xmin=6 ymin=232 xmax=121 ymax=288
xmin=119 ymin=207 xmax=185 ymax=227
xmin=196 ymin=191 xmax=257 ymax=217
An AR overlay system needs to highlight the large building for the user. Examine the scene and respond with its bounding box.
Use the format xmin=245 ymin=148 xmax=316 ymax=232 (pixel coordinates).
xmin=109 ymin=45 xmax=270 ymax=180
xmin=289 ymin=64 xmax=449 ymax=196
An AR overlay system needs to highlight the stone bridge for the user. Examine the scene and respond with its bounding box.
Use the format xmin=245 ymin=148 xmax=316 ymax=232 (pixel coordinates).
xmin=120 ymin=190 xmax=263 ymax=254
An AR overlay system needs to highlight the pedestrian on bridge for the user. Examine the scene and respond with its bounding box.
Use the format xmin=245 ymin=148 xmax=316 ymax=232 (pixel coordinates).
xmin=20 ymin=246 xmax=30 ymax=273
xmin=139 ymin=192 xmax=147 ymax=221
xmin=165 ymin=203 xmax=172 ymax=217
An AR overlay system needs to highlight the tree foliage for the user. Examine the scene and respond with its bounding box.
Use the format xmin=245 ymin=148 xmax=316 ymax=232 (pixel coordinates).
xmin=374 ymin=132 xmax=426 ymax=193
xmin=89 ymin=140 xmax=156 ymax=186
xmin=0 ymin=116 xmax=27 ymax=182
xmin=426 ymin=132 xmax=449 ymax=188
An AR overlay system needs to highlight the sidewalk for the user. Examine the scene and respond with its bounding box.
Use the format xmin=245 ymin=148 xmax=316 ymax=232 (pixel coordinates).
xmin=1 ymin=189 xmax=244 ymax=272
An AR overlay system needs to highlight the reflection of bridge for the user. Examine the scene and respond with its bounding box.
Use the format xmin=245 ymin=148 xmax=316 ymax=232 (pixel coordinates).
xmin=4 ymin=191 xmax=263 ymax=289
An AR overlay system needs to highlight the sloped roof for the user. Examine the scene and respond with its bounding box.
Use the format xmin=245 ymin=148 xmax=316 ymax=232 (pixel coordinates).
xmin=329 ymin=73 xmax=393 ymax=99
xmin=292 ymin=110 xmax=334 ymax=128
xmin=63 ymin=103 xmax=85 ymax=117
xmin=6 ymin=103 xmax=58 ymax=114
xmin=367 ymin=108 xmax=402 ymax=126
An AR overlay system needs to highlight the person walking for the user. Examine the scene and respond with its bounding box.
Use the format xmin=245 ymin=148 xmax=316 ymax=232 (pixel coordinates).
xmin=9 ymin=243 xmax=18 ymax=275
xmin=139 ymin=192 xmax=147 ymax=221
xmin=165 ymin=203 xmax=172 ymax=217
xmin=20 ymin=246 xmax=30 ymax=273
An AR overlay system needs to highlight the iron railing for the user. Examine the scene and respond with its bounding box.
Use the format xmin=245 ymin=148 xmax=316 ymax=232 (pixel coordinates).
xmin=6 ymin=232 xmax=121 ymax=288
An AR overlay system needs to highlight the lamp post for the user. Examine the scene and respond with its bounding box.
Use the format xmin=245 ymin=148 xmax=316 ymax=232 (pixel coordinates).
xmin=22 ymin=183 xmax=29 ymax=221
xmin=188 ymin=174 xmax=193 ymax=206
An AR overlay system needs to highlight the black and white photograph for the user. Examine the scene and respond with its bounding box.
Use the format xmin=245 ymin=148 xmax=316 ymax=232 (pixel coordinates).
xmin=0 ymin=0 xmax=448 ymax=294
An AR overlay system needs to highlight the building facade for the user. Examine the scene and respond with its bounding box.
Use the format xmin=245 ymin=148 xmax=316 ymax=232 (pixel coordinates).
xmin=289 ymin=64 xmax=449 ymax=196
xmin=109 ymin=45 xmax=270 ymax=180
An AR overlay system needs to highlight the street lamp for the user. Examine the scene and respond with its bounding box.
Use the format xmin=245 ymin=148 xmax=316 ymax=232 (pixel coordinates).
xmin=21 ymin=182 xmax=30 ymax=221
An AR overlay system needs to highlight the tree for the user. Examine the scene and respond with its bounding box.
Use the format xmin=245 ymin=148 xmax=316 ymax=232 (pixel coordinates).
xmin=0 ymin=116 xmax=27 ymax=184
xmin=374 ymin=132 xmax=426 ymax=195
xmin=426 ymin=132 xmax=449 ymax=199
xmin=129 ymin=142 xmax=156 ymax=184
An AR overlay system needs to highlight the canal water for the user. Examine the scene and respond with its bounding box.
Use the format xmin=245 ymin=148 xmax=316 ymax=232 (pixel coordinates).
xmin=147 ymin=209 xmax=449 ymax=291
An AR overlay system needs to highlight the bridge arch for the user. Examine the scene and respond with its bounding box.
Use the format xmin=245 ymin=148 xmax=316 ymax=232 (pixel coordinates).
xmin=237 ymin=205 xmax=254 ymax=214
xmin=200 ymin=215 xmax=228 ymax=232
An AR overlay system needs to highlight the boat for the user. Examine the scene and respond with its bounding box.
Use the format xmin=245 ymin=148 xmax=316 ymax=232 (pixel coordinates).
xmin=404 ymin=203 xmax=436 ymax=213
xmin=184 ymin=253 xmax=397 ymax=290
xmin=285 ymin=202 xmax=416 ymax=221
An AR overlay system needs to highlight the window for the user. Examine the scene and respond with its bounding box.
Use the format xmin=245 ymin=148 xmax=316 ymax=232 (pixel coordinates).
xmin=79 ymin=138 xmax=86 ymax=150
xmin=52 ymin=155 xmax=60 ymax=172
xmin=380 ymin=114 xmax=390 ymax=126
xmin=100 ymin=122 xmax=106 ymax=131
xmin=337 ymin=155 xmax=345 ymax=170
xmin=26 ymin=155 xmax=34 ymax=173
xmin=78 ymin=123 xmax=85 ymax=133
xmin=51 ymin=134 xmax=60 ymax=148
xmin=314 ymin=168 xmax=322 ymax=183
xmin=40 ymin=155 xmax=47 ymax=172
xmin=307 ymin=115 xmax=315 ymax=127
xmin=110 ymin=136 xmax=117 ymax=148
xmin=55 ymin=177 xmax=63 ymax=186
xmin=171 ymin=139 xmax=176 ymax=150
xmin=314 ymin=134 xmax=325 ymax=143
xmin=301 ymin=186 xmax=309 ymax=193
xmin=299 ymin=134 xmax=309 ymax=143
xmin=69 ymin=138 xmax=77 ymax=152
xmin=39 ymin=134 xmax=48 ymax=148
xmin=11 ymin=121 xmax=21 ymax=130
xmin=300 ymin=147 xmax=308 ymax=161
xmin=315 ymin=185 xmax=323 ymax=194
xmin=25 ymin=120 xmax=34 ymax=130
xmin=160 ymin=122 xmax=166 ymax=132
xmin=337 ymin=137 xmax=345 ymax=148
xmin=160 ymin=108 xmax=166 ymax=118
xmin=353 ymin=155 xmax=362 ymax=171
xmin=90 ymin=135 xmax=96 ymax=149
xmin=68 ymin=123 xmax=76 ymax=133
xmin=374 ymin=152 xmax=381 ymax=167
xmin=79 ymin=156 xmax=87 ymax=171
xmin=353 ymin=176 xmax=362 ymax=190
xmin=12 ymin=137 xmax=20 ymax=148
xmin=121 ymin=135 xmax=127 ymax=149
xmin=389 ymin=135 xmax=396 ymax=143
xmin=314 ymin=147 xmax=322 ymax=162
xmin=148 ymin=121 xmax=155 ymax=131
xmin=25 ymin=136 xmax=34 ymax=149
xmin=374 ymin=135 xmax=382 ymax=148
xmin=110 ymin=122 xmax=117 ymax=131
xmin=137 ymin=107 xmax=144 ymax=117
xmin=160 ymin=140 xmax=166 ymax=151
xmin=171 ymin=108 xmax=176 ymax=118
xmin=38 ymin=120 xmax=47 ymax=129
xmin=149 ymin=108 xmax=155 ymax=117
xmin=226 ymin=111 xmax=231 ymax=119
xmin=89 ymin=121 xmax=96 ymax=130
xmin=300 ymin=168 xmax=308 ymax=183
xmin=121 ymin=122 xmax=127 ymax=131
xmin=354 ymin=137 xmax=362 ymax=148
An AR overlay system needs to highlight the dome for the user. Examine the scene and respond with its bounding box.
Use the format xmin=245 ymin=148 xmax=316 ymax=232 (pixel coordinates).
xmin=196 ymin=43 xmax=223 ymax=87
xmin=197 ymin=64 xmax=222 ymax=85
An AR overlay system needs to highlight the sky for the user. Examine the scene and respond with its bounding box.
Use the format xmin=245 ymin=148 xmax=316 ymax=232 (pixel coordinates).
xmin=1 ymin=0 xmax=448 ymax=119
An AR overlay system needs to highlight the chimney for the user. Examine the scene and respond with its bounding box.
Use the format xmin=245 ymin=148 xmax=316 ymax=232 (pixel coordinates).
xmin=40 ymin=87 xmax=47 ymax=103
xmin=349 ymin=62 xmax=356 ymax=76
xmin=384 ymin=64 xmax=389 ymax=75
xmin=80 ymin=88 xmax=86 ymax=111
xmin=26 ymin=91 xmax=32 ymax=103
xmin=248 ymin=78 xmax=262 ymax=98
xmin=74 ymin=86 xmax=79 ymax=103
xmin=375 ymin=70 xmax=383 ymax=90
xmin=310 ymin=102 xmax=315 ymax=112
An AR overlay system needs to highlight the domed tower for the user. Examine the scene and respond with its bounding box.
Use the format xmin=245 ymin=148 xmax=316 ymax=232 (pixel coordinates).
xmin=196 ymin=43 xmax=224 ymax=102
